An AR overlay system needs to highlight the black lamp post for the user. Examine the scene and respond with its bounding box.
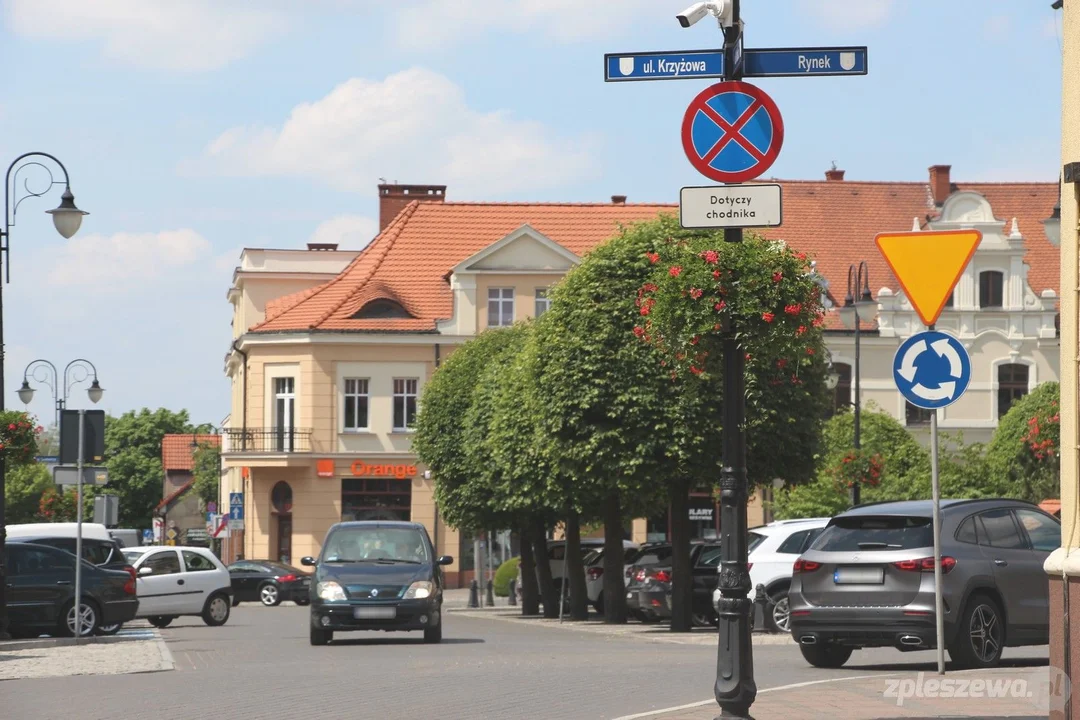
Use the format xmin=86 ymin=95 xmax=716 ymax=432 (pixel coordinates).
xmin=838 ymin=262 xmax=875 ymax=506
xmin=18 ymin=359 xmax=104 ymax=429
xmin=0 ymin=152 xmax=89 ymax=638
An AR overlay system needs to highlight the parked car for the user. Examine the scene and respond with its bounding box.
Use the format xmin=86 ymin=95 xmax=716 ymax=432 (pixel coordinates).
xmin=3 ymin=541 xmax=138 ymax=638
xmin=121 ymin=545 xmax=233 ymax=628
xmin=7 ymin=522 xmax=135 ymax=635
xmin=789 ymin=499 xmax=1061 ymax=669
xmin=302 ymin=521 xmax=453 ymax=646
xmin=626 ymin=541 xmax=723 ymax=626
xmin=516 ymin=538 xmax=637 ymax=607
xmin=228 ymin=560 xmax=311 ymax=606
xmin=708 ymin=518 xmax=829 ymax=633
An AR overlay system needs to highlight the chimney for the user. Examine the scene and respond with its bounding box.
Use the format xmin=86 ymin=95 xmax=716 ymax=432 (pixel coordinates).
xmin=611 ymin=195 xmax=627 ymax=205
xmin=378 ymin=183 xmax=447 ymax=231
xmin=307 ymin=242 xmax=338 ymax=251
xmin=825 ymin=168 xmax=845 ymax=181
xmin=929 ymin=165 xmax=952 ymax=205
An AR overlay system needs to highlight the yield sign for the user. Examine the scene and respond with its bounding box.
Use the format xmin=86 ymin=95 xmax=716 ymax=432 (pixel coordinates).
xmin=875 ymin=229 xmax=983 ymax=327
xmin=681 ymin=81 xmax=784 ymax=184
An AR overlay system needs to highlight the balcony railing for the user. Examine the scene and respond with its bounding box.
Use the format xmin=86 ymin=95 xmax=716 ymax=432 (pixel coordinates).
xmin=223 ymin=427 xmax=313 ymax=454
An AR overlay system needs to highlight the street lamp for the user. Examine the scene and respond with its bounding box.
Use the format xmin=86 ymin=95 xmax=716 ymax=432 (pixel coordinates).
xmin=17 ymin=359 xmax=104 ymax=429
xmin=1043 ymin=190 xmax=1062 ymax=248
xmin=837 ymin=262 xmax=874 ymax=506
xmin=0 ymin=153 xmax=88 ymax=639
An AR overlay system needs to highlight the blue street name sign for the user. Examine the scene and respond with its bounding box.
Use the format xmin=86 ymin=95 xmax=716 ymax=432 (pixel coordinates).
xmin=605 ymin=50 xmax=725 ymax=82
xmin=893 ymin=331 xmax=972 ymax=410
xmin=743 ymin=47 xmax=868 ymax=78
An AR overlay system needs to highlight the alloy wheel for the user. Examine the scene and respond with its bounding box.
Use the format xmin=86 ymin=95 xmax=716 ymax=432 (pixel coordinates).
xmin=260 ymin=585 xmax=279 ymax=606
xmin=67 ymin=603 xmax=96 ymax=636
xmin=969 ymin=603 xmax=1002 ymax=663
xmin=771 ymin=596 xmax=791 ymax=633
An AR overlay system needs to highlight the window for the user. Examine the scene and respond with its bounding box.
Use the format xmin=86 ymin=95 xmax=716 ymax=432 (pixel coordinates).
xmin=695 ymin=545 xmax=724 ymax=568
xmin=944 ymin=291 xmax=954 ymax=308
xmin=997 ymin=364 xmax=1029 ymax=418
xmin=905 ymin=401 xmax=933 ymax=426
xmin=29 ymin=537 xmax=116 ymax=566
xmin=352 ymin=299 xmax=411 ymax=319
xmin=549 ymin=544 xmax=566 ymax=561
xmin=535 ymin=288 xmax=551 ymax=317
xmin=777 ymin=530 xmax=812 ymax=554
xmin=392 ymin=378 xmax=419 ymax=430
xmin=747 ymin=532 xmax=767 ymax=554
xmin=344 ymin=378 xmax=370 ymax=431
xmin=341 ymin=477 xmax=411 ymax=522
xmin=976 ymin=509 xmax=1025 ymax=549
xmin=830 ymin=363 xmax=852 ymax=416
xmin=955 ymin=516 xmax=979 ymax=545
xmin=487 ymin=288 xmax=515 ymax=327
xmin=8 ymin=545 xmax=71 ymax=575
xmin=273 ymin=377 xmax=296 ymax=452
xmin=811 ymin=516 xmax=933 ymax=552
xmin=1014 ymin=509 xmax=1061 ymax=552
xmin=979 ymin=271 xmax=1004 ymax=308
xmin=142 ymin=551 xmax=181 ymax=575
xmin=183 ymin=551 xmax=216 ymax=572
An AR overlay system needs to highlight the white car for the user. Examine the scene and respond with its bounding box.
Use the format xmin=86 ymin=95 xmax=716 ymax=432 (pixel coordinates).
xmin=713 ymin=518 xmax=829 ymax=633
xmin=517 ymin=539 xmax=637 ymax=609
xmin=121 ymin=546 xmax=234 ymax=628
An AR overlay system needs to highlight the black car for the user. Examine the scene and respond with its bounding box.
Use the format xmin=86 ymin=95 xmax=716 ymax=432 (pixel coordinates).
xmin=228 ymin=560 xmax=311 ymax=606
xmin=302 ymin=521 xmax=453 ymax=646
xmin=4 ymin=542 xmax=139 ymax=638
xmin=626 ymin=541 xmax=723 ymax=626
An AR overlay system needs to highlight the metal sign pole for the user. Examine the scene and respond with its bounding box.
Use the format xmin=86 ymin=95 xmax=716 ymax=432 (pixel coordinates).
xmin=74 ymin=409 xmax=85 ymax=642
xmin=930 ymin=406 xmax=945 ymax=675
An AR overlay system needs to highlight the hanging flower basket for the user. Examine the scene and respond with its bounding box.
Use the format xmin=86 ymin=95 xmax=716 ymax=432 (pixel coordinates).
xmin=830 ymin=449 xmax=884 ymax=491
xmin=0 ymin=410 xmax=43 ymax=466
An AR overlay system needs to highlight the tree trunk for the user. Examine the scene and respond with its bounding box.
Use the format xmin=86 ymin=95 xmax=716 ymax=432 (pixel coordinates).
xmin=564 ymin=509 xmax=589 ymax=621
xmin=669 ymin=478 xmax=694 ymax=632
xmin=532 ymin=521 xmax=559 ymax=619
xmin=518 ymin=523 xmax=540 ymax=616
xmin=601 ymin=492 xmax=627 ymax=624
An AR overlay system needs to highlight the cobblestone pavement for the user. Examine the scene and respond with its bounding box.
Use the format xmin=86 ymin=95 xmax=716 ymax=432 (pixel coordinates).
xmin=0 ymin=604 xmax=1050 ymax=720
xmin=0 ymin=633 xmax=172 ymax=681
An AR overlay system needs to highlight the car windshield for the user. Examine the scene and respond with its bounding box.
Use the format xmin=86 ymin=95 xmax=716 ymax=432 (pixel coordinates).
xmin=322 ymin=527 xmax=429 ymax=564
xmin=583 ymin=549 xmax=603 ymax=565
xmin=811 ymin=516 xmax=934 ymax=552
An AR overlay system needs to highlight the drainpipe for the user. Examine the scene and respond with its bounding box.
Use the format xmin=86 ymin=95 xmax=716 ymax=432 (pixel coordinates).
xmin=432 ymin=343 xmax=441 ymax=557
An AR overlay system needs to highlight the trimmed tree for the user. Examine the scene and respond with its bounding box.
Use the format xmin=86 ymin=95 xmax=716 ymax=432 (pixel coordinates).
xmin=985 ymin=382 xmax=1060 ymax=503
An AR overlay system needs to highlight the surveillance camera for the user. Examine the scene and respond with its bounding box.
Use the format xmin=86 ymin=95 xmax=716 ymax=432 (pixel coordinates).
xmin=677 ymin=1 xmax=710 ymax=27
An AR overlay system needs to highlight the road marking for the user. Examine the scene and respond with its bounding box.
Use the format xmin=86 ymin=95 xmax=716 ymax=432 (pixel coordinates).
xmin=608 ymin=673 xmax=899 ymax=720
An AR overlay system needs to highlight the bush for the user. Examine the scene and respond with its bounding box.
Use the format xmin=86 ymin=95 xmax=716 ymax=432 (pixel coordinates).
xmin=493 ymin=556 xmax=520 ymax=597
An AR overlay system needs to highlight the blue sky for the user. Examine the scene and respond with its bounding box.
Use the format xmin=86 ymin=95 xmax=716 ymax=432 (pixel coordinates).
xmin=0 ymin=0 xmax=1064 ymax=427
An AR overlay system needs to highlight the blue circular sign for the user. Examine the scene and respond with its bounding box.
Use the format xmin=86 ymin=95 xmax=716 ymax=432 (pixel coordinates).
xmin=892 ymin=331 xmax=971 ymax=410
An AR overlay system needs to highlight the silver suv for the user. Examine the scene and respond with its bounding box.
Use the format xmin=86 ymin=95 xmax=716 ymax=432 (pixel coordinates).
xmin=788 ymin=499 xmax=1060 ymax=669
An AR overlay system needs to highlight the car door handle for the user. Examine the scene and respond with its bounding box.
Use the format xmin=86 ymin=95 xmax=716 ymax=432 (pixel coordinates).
xmin=56 ymin=580 xmax=72 ymax=585
xmin=994 ymin=559 xmax=1008 ymax=566
xmin=177 ymin=579 xmax=185 ymax=585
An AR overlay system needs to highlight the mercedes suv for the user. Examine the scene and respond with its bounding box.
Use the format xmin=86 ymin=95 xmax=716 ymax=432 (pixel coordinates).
xmin=788 ymin=499 xmax=1060 ymax=669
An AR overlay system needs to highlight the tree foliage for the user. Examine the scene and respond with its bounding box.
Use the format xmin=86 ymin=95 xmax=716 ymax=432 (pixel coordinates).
xmin=4 ymin=462 xmax=53 ymax=523
xmin=192 ymin=442 xmax=222 ymax=508
xmin=985 ymin=382 xmax=1060 ymax=502
xmin=0 ymin=410 xmax=44 ymax=467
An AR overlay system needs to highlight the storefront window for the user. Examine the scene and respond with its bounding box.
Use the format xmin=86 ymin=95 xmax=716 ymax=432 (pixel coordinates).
xmin=689 ymin=495 xmax=718 ymax=540
xmin=341 ymin=477 xmax=411 ymax=522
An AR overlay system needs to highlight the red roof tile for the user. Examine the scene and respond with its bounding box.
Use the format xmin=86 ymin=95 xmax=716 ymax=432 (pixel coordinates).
xmin=162 ymin=434 xmax=220 ymax=471
xmin=250 ymin=178 xmax=1058 ymax=334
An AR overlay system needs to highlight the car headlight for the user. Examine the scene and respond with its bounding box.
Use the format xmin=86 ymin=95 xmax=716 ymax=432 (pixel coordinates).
xmin=404 ymin=581 xmax=433 ymax=599
xmin=317 ymin=581 xmax=347 ymax=602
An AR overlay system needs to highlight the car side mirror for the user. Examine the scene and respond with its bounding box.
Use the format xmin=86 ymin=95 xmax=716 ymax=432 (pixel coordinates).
xmin=437 ymin=555 xmax=454 ymax=566
xmin=300 ymin=556 xmax=316 ymax=567
xmin=138 ymin=566 xmax=154 ymax=576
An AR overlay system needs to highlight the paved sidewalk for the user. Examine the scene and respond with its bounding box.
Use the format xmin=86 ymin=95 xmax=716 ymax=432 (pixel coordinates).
xmin=0 ymin=628 xmax=173 ymax=681
xmin=630 ymin=666 xmax=1058 ymax=720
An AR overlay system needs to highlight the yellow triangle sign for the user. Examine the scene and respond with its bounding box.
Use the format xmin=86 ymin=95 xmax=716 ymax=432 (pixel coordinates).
xmin=874 ymin=229 xmax=982 ymax=327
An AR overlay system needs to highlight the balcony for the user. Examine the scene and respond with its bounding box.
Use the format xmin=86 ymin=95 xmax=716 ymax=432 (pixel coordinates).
xmin=223 ymin=427 xmax=313 ymax=455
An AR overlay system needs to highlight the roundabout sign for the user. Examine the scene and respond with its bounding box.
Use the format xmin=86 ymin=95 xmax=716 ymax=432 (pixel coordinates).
xmin=893 ymin=331 xmax=971 ymax=410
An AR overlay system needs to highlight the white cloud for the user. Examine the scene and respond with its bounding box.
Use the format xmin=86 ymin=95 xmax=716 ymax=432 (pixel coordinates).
xmin=309 ymin=215 xmax=379 ymax=249
xmin=46 ymin=229 xmax=213 ymax=290
xmin=5 ymin=0 xmax=287 ymax=71
xmin=798 ymin=0 xmax=892 ymax=31
xmin=190 ymin=67 xmax=598 ymax=197
xmin=392 ymin=0 xmax=654 ymax=50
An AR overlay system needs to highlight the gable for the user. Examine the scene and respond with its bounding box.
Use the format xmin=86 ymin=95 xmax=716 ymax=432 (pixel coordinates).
xmin=467 ymin=233 xmax=578 ymax=271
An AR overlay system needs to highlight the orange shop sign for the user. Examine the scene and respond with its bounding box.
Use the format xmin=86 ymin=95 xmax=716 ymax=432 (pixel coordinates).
xmin=316 ymin=459 xmax=335 ymax=478
xmin=350 ymin=461 xmax=417 ymax=480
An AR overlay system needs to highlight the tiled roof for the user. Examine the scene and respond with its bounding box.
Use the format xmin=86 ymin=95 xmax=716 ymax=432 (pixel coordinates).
xmin=162 ymin=434 xmax=221 ymax=471
xmin=249 ymin=179 xmax=1058 ymax=334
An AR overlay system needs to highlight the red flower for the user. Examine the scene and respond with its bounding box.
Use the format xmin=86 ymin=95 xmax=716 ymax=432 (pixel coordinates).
xmin=713 ymin=323 xmax=722 ymax=330
xmin=784 ymin=303 xmax=802 ymax=315
xmin=640 ymin=306 xmax=650 ymax=316
xmin=643 ymin=283 xmax=658 ymax=293
xmin=806 ymin=347 xmax=815 ymax=355
xmin=777 ymin=359 xmax=787 ymax=369
xmin=795 ymin=251 xmax=807 ymax=261
xmin=712 ymin=270 xmax=722 ymax=280
xmin=812 ymin=315 xmax=826 ymax=327
xmin=796 ymin=325 xmax=807 ymax=336
xmin=762 ymin=312 xmax=775 ymax=323
xmin=689 ymin=288 xmax=704 ymax=300
xmin=745 ymin=353 xmax=752 ymax=361
xmin=772 ymin=272 xmax=783 ymax=283
xmin=701 ymin=250 xmax=720 ymax=264
xmin=714 ymin=301 xmax=726 ymax=312
xmin=669 ymin=265 xmax=682 ymax=277
xmin=633 ymin=326 xmax=646 ymax=338
xmin=35 ymin=425 xmax=44 ymax=434
xmin=7 ymin=424 xmax=14 ymax=431
xmin=690 ymin=336 xmax=700 ymax=345
xmin=689 ymin=365 xmax=703 ymax=375
xmin=646 ymin=252 xmax=660 ymax=264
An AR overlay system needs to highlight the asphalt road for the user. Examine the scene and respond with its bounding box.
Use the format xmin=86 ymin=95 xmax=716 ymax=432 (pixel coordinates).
xmin=0 ymin=605 xmax=1049 ymax=720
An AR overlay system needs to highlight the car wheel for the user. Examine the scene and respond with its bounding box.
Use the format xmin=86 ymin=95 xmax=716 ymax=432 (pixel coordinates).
xmin=799 ymin=642 xmax=853 ymax=669
xmin=61 ymin=600 xmax=99 ymax=637
xmin=310 ymin=626 xmax=332 ymax=646
xmin=768 ymin=591 xmax=791 ymax=633
xmin=95 ymin=622 xmax=122 ymax=636
xmin=147 ymin=616 xmax=174 ymax=628
xmin=948 ymin=594 xmax=1005 ymax=669
xmin=202 ymin=593 xmax=231 ymax=627
xmin=232 ymin=596 xmax=242 ymax=607
xmin=259 ymin=583 xmax=282 ymax=607
xmin=294 ymin=596 xmax=311 ymax=607
xmin=424 ymin=619 xmax=443 ymax=644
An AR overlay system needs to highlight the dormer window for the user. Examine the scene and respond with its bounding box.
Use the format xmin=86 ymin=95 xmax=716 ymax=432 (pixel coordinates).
xmin=979 ymin=271 xmax=1004 ymax=309
xmin=352 ymin=299 xmax=412 ymax=319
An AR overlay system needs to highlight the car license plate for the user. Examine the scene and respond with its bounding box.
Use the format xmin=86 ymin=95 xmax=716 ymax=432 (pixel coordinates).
xmin=833 ymin=567 xmax=885 ymax=585
xmin=353 ymin=606 xmax=396 ymax=620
